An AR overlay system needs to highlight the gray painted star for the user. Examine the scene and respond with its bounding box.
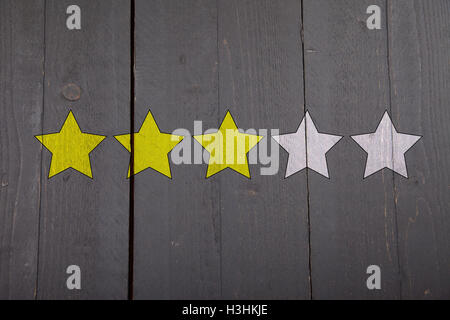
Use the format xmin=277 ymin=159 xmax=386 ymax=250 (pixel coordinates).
xmin=351 ymin=111 xmax=421 ymax=178
xmin=272 ymin=111 xmax=342 ymax=178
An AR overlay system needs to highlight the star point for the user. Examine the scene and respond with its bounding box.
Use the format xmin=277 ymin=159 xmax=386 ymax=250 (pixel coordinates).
xmin=351 ymin=111 xmax=421 ymax=178
xmin=114 ymin=110 xmax=184 ymax=179
xmin=35 ymin=110 xmax=106 ymax=179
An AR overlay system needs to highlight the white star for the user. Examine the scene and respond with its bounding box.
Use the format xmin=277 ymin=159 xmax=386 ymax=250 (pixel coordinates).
xmin=272 ymin=111 xmax=342 ymax=178
xmin=351 ymin=111 xmax=421 ymax=178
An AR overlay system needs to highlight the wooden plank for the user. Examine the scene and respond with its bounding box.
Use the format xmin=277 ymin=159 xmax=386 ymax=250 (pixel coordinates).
xmin=388 ymin=0 xmax=450 ymax=299
xmin=0 ymin=0 xmax=45 ymax=299
xmin=218 ymin=0 xmax=311 ymax=299
xmin=303 ymin=0 xmax=401 ymax=299
xmin=37 ymin=0 xmax=130 ymax=299
xmin=133 ymin=0 xmax=221 ymax=299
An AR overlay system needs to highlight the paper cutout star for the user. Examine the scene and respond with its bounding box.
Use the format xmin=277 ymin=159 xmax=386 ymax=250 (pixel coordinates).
xmin=194 ymin=111 xmax=263 ymax=178
xmin=114 ymin=110 xmax=184 ymax=178
xmin=272 ymin=111 xmax=342 ymax=178
xmin=351 ymin=111 xmax=421 ymax=178
xmin=35 ymin=111 xmax=106 ymax=179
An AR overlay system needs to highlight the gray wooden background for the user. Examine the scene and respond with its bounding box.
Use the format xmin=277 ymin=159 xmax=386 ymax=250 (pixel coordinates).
xmin=0 ymin=0 xmax=449 ymax=299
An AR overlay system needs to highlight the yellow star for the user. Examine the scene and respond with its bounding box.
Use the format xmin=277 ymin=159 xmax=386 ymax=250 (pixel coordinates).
xmin=194 ymin=111 xmax=263 ymax=178
xmin=114 ymin=110 xmax=184 ymax=178
xmin=35 ymin=111 xmax=106 ymax=179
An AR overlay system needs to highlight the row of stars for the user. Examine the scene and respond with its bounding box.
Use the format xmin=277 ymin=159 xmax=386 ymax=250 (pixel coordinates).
xmin=35 ymin=110 xmax=421 ymax=179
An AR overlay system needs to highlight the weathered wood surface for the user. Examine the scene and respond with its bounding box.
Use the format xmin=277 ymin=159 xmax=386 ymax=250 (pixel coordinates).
xmin=133 ymin=0 xmax=310 ymax=299
xmin=218 ymin=0 xmax=310 ymax=299
xmin=303 ymin=0 xmax=401 ymax=299
xmin=134 ymin=0 xmax=221 ymax=299
xmin=389 ymin=0 xmax=450 ymax=299
xmin=0 ymin=0 xmax=449 ymax=300
xmin=36 ymin=0 xmax=130 ymax=299
xmin=0 ymin=0 xmax=45 ymax=299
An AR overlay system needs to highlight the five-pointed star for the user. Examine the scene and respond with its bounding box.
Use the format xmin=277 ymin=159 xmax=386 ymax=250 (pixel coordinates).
xmin=351 ymin=111 xmax=421 ymax=178
xmin=35 ymin=111 xmax=106 ymax=179
xmin=272 ymin=111 xmax=342 ymax=178
xmin=194 ymin=111 xmax=263 ymax=178
xmin=114 ymin=110 xmax=184 ymax=178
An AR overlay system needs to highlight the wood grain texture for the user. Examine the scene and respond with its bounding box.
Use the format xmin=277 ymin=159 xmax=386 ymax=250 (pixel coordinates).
xmin=388 ymin=0 xmax=450 ymax=299
xmin=218 ymin=0 xmax=311 ymax=299
xmin=303 ymin=0 xmax=401 ymax=299
xmin=1 ymin=0 xmax=449 ymax=300
xmin=0 ymin=0 xmax=45 ymax=299
xmin=134 ymin=0 xmax=221 ymax=299
xmin=37 ymin=0 xmax=130 ymax=299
